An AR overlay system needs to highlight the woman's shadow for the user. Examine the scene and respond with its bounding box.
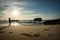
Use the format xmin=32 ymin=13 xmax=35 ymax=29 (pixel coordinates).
xmin=0 ymin=25 xmax=10 ymax=33
xmin=0 ymin=18 xmax=11 ymax=30
xmin=0 ymin=18 xmax=11 ymax=33
xmin=0 ymin=18 xmax=12 ymax=30
xmin=0 ymin=25 xmax=10 ymax=30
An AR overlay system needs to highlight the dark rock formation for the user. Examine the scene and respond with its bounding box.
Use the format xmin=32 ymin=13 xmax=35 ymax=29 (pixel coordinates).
xmin=33 ymin=18 xmax=42 ymax=22
xmin=44 ymin=19 xmax=60 ymax=25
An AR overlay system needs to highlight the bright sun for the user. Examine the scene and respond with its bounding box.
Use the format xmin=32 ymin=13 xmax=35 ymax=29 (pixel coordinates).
xmin=12 ymin=10 xmax=19 ymax=16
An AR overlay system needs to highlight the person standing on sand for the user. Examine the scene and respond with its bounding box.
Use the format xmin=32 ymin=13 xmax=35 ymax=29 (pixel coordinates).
xmin=8 ymin=18 xmax=11 ymax=26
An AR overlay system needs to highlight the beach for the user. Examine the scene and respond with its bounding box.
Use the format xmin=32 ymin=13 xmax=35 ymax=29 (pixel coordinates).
xmin=0 ymin=0 xmax=60 ymax=40
xmin=0 ymin=25 xmax=60 ymax=40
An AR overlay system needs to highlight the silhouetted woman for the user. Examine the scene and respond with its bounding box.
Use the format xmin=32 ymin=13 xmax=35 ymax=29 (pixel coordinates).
xmin=8 ymin=18 xmax=11 ymax=26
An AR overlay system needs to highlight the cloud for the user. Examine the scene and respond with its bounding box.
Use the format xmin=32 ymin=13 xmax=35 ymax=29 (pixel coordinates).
xmin=0 ymin=5 xmax=35 ymax=20
xmin=0 ymin=5 xmax=9 ymax=11
xmin=0 ymin=0 xmax=28 ymax=11
xmin=17 ymin=0 xmax=42 ymax=2
xmin=1 ymin=0 xmax=26 ymax=6
xmin=0 ymin=0 xmax=60 ymax=20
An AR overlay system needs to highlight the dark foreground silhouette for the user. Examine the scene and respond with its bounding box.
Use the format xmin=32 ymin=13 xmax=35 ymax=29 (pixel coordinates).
xmin=20 ymin=33 xmax=44 ymax=39
xmin=21 ymin=33 xmax=32 ymax=37
xmin=21 ymin=33 xmax=42 ymax=37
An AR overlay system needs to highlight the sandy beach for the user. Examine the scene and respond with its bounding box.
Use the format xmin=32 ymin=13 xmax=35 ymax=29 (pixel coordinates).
xmin=0 ymin=25 xmax=60 ymax=40
xmin=0 ymin=0 xmax=60 ymax=40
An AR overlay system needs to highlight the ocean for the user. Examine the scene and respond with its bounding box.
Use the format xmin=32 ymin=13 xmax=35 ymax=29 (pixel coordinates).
xmin=0 ymin=20 xmax=44 ymax=26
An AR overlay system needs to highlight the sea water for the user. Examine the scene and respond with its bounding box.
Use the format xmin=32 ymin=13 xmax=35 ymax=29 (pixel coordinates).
xmin=0 ymin=20 xmax=44 ymax=27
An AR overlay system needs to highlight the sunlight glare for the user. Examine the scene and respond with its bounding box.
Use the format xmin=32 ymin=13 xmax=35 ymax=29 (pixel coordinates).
xmin=12 ymin=10 xmax=19 ymax=16
xmin=12 ymin=22 xmax=19 ymax=26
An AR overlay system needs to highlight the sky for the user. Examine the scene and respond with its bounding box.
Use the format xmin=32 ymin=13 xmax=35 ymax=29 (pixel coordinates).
xmin=0 ymin=0 xmax=60 ymax=20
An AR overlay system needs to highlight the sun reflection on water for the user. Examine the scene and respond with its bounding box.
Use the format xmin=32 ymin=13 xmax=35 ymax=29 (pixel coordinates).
xmin=12 ymin=22 xmax=19 ymax=26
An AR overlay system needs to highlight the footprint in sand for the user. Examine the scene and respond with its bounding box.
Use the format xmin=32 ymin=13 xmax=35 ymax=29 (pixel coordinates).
xmin=9 ymin=31 xmax=13 ymax=33
xmin=0 ymin=31 xmax=4 ymax=33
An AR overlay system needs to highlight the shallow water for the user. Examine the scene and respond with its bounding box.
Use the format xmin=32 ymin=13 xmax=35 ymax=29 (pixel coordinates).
xmin=0 ymin=21 xmax=43 ymax=27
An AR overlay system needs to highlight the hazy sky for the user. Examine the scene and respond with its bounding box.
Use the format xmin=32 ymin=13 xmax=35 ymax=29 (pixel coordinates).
xmin=0 ymin=0 xmax=60 ymax=20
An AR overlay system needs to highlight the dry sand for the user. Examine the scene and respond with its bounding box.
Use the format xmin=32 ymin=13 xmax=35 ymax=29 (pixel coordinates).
xmin=0 ymin=25 xmax=60 ymax=40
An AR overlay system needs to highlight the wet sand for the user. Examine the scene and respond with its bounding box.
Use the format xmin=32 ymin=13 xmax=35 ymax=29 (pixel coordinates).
xmin=0 ymin=25 xmax=60 ymax=40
